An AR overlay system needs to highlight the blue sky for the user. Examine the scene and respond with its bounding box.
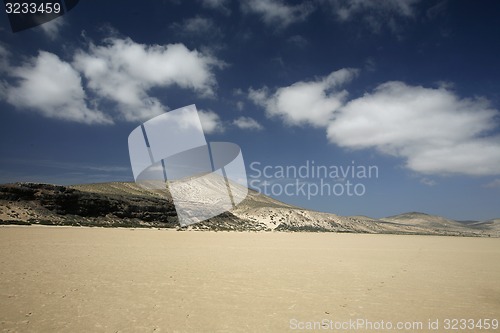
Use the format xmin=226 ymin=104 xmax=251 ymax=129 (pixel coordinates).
xmin=1 ymin=0 xmax=499 ymax=220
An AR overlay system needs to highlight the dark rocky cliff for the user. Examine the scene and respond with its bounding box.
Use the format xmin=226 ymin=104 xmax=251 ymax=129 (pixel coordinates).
xmin=0 ymin=182 xmax=265 ymax=231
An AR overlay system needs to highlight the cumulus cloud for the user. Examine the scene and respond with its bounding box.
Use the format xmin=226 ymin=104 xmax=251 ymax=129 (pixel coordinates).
xmin=1 ymin=35 xmax=223 ymax=125
xmin=241 ymin=0 xmax=314 ymax=28
xmin=249 ymin=69 xmax=500 ymax=176
xmin=198 ymin=109 xmax=224 ymax=134
xmin=327 ymin=81 xmax=500 ymax=175
xmin=248 ymin=68 xmax=358 ymax=127
xmin=73 ymin=37 xmax=223 ymax=121
xmin=233 ymin=116 xmax=263 ymax=130
xmin=5 ymin=51 xmax=112 ymax=124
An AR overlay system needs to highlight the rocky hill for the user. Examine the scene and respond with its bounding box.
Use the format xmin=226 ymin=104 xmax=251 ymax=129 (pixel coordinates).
xmin=0 ymin=182 xmax=498 ymax=237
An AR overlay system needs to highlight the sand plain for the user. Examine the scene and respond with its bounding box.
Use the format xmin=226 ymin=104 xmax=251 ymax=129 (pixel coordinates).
xmin=0 ymin=227 xmax=499 ymax=332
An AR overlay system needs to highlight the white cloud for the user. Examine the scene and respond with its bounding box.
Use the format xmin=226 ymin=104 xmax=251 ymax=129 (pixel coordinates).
xmin=364 ymin=57 xmax=376 ymax=72
xmin=332 ymin=0 xmax=418 ymax=20
xmin=198 ymin=109 xmax=224 ymax=134
xmin=241 ymin=0 xmax=314 ymax=28
xmin=1 ymin=35 xmax=224 ymax=125
xmin=233 ymin=116 xmax=263 ymax=130
xmin=199 ymin=0 xmax=231 ymax=14
xmin=73 ymin=37 xmax=223 ymax=121
xmin=248 ymin=68 xmax=358 ymax=127
xmin=38 ymin=16 xmax=65 ymax=40
xmin=249 ymin=69 xmax=500 ymax=176
xmin=171 ymin=16 xmax=223 ymax=39
xmin=236 ymin=101 xmax=244 ymax=111
xmin=5 ymin=51 xmax=112 ymax=124
xmin=233 ymin=88 xmax=244 ymax=96
xmin=181 ymin=16 xmax=214 ymax=33
xmin=327 ymin=81 xmax=500 ymax=175
xmin=326 ymin=0 xmax=420 ymax=33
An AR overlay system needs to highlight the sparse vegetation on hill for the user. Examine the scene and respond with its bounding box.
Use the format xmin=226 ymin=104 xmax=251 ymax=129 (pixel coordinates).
xmin=0 ymin=182 xmax=498 ymax=237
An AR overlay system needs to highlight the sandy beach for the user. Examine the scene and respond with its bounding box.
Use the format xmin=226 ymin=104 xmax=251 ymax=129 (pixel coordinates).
xmin=1 ymin=227 xmax=499 ymax=332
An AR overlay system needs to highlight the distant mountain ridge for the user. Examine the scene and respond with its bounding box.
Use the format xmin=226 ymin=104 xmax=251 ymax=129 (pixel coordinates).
xmin=0 ymin=182 xmax=498 ymax=237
